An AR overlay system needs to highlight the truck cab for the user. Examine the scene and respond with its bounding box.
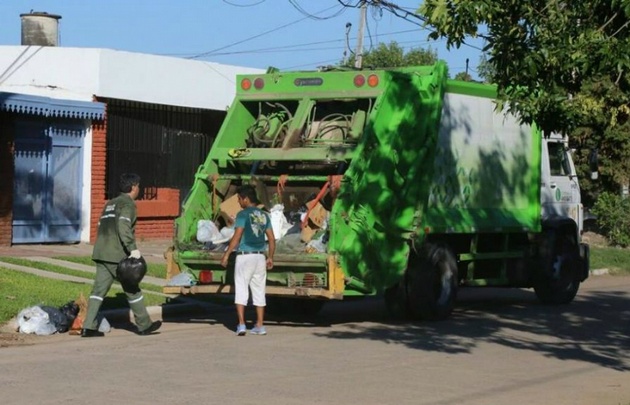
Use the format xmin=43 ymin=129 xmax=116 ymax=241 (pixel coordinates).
xmin=541 ymin=134 xmax=584 ymax=234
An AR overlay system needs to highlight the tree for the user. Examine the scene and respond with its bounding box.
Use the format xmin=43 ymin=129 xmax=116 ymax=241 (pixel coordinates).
xmin=418 ymin=0 xmax=630 ymax=203
xmin=343 ymin=41 xmax=437 ymax=69
xmin=476 ymin=53 xmax=495 ymax=84
xmin=454 ymin=71 xmax=473 ymax=81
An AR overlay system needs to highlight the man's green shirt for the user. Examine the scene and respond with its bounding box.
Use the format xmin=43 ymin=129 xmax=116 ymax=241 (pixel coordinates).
xmin=92 ymin=193 xmax=138 ymax=263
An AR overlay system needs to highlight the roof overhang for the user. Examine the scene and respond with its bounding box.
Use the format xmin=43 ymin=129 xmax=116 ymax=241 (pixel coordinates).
xmin=0 ymin=92 xmax=105 ymax=120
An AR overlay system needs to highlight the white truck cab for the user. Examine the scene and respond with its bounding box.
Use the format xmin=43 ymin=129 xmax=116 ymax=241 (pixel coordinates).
xmin=541 ymin=133 xmax=584 ymax=235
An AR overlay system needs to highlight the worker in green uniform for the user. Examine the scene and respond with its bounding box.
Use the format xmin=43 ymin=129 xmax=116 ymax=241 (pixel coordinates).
xmin=81 ymin=173 xmax=162 ymax=337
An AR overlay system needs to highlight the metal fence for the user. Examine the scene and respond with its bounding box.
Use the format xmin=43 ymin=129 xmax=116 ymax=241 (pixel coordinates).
xmin=104 ymin=98 xmax=224 ymax=203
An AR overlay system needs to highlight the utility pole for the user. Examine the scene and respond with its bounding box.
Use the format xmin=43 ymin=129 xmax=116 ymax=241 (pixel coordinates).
xmin=354 ymin=0 xmax=367 ymax=69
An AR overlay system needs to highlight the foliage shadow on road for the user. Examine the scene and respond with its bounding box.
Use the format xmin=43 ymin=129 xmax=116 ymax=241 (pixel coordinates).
xmin=311 ymin=287 xmax=630 ymax=372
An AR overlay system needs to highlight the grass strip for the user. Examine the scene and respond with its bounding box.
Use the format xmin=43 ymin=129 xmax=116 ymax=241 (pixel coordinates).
xmin=0 ymin=267 xmax=167 ymax=325
xmin=0 ymin=257 xmax=163 ymax=293
xmin=590 ymin=246 xmax=630 ymax=275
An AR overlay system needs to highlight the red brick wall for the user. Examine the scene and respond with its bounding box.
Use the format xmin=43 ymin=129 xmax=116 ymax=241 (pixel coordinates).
xmin=0 ymin=115 xmax=13 ymax=246
xmin=89 ymin=113 xmax=179 ymax=243
xmin=90 ymin=119 xmax=108 ymax=243
xmin=135 ymin=188 xmax=180 ymax=240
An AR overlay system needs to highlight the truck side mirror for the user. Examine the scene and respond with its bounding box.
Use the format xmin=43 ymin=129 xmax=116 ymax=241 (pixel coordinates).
xmin=588 ymin=148 xmax=599 ymax=180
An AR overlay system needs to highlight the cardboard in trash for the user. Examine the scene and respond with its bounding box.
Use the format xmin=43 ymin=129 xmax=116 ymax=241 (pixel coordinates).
xmin=220 ymin=194 xmax=242 ymax=225
xmin=301 ymin=200 xmax=329 ymax=243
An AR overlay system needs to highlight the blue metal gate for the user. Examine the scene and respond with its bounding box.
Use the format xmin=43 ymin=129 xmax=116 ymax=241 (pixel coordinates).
xmin=12 ymin=118 xmax=85 ymax=243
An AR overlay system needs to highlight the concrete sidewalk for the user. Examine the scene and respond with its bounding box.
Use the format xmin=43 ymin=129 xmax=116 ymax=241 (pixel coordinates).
xmin=0 ymin=239 xmax=173 ymax=264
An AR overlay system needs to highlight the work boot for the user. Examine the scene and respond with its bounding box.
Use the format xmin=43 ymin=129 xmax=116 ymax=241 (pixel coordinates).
xmin=136 ymin=320 xmax=162 ymax=336
xmin=81 ymin=329 xmax=105 ymax=338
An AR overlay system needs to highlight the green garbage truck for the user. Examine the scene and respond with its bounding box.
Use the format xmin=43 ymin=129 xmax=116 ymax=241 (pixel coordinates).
xmin=164 ymin=61 xmax=590 ymax=320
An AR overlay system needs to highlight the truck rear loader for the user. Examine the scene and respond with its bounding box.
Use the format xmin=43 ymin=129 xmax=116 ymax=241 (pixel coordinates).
xmin=164 ymin=61 xmax=589 ymax=320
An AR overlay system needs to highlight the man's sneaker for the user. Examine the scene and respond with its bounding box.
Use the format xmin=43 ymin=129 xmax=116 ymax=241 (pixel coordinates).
xmin=236 ymin=324 xmax=247 ymax=336
xmin=250 ymin=326 xmax=266 ymax=335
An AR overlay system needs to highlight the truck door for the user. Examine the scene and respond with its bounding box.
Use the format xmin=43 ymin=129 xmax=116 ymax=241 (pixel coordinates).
xmin=541 ymin=138 xmax=582 ymax=230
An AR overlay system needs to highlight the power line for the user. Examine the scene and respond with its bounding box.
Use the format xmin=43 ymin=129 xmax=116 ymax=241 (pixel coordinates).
xmin=288 ymin=0 xmax=347 ymax=20
xmin=221 ymin=0 xmax=266 ymax=7
xmin=187 ymin=4 xmax=344 ymax=60
xmin=165 ymin=28 xmax=420 ymax=58
xmin=281 ymin=57 xmax=342 ymax=70
xmin=205 ymin=38 xmax=441 ymax=58
xmin=338 ymin=1 xmax=484 ymax=52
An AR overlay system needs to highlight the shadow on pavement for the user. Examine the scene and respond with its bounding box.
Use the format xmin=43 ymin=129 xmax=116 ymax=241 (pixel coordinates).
xmin=311 ymin=287 xmax=630 ymax=372
xmin=111 ymin=282 xmax=630 ymax=371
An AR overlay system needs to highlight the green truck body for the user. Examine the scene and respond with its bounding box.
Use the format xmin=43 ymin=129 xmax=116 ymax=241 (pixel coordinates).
xmin=165 ymin=61 xmax=589 ymax=319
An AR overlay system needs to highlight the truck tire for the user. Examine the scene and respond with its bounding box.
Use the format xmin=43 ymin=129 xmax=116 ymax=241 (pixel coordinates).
xmin=405 ymin=243 xmax=458 ymax=321
xmin=534 ymin=228 xmax=581 ymax=305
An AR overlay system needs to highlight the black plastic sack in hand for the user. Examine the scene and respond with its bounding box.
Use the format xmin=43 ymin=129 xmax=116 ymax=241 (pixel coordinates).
xmin=117 ymin=256 xmax=148 ymax=293
xmin=40 ymin=306 xmax=70 ymax=333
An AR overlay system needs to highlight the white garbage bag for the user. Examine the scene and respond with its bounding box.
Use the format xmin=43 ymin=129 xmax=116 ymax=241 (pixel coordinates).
xmin=197 ymin=220 xmax=221 ymax=243
xmin=270 ymin=204 xmax=292 ymax=240
xmin=98 ymin=317 xmax=111 ymax=333
xmin=166 ymin=272 xmax=195 ymax=287
xmin=17 ymin=306 xmax=57 ymax=335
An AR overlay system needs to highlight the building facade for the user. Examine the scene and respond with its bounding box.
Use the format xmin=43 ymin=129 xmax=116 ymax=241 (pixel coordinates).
xmin=0 ymin=46 xmax=264 ymax=246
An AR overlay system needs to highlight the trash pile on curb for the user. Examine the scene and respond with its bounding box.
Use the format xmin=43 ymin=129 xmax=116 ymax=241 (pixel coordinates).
xmin=12 ymin=294 xmax=110 ymax=336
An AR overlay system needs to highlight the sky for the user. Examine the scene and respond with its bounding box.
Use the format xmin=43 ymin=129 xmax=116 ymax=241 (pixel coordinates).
xmin=0 ymin=0 xmax=484 ymax=78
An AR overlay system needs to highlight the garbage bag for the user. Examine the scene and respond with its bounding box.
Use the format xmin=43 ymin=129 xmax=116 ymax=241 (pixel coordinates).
xmin=270 ymin=204 xmax=292 ymax=240
xmin=197 ymin=219 xmax=221 ymax=243
xmin=59 ymin=300 xmax=80 ymax=326
xmin=306 ymin=235 xmax=327 ymax=253
xmin=98 ymin=316 xmax=111 ymax=333
xmin=166 ymin=272 xmax=195 ymax=287
xmin=17 ymin=306 xmax=57 ymax=335
xmin=40 ymin=306 xmax=70 ymax=333
xmin=117 ymin=256 xmax=148 ymax=293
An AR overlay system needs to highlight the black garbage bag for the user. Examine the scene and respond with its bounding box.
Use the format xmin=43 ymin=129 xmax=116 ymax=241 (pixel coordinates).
xmin=116 ymin=256 xmax=148 ymax=293
xmin=59 ymin=300 xmax=80 ymax=326
xmin=40 ymin=306 xmax=70 ymax=333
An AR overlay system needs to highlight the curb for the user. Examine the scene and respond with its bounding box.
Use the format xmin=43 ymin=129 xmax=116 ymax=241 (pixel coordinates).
xmin=590 ymin=268 xmax=610 ymax=276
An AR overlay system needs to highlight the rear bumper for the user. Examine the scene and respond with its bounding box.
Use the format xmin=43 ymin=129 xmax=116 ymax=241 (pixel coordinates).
xmin=163 ymin=284 xmax=343 ymax=299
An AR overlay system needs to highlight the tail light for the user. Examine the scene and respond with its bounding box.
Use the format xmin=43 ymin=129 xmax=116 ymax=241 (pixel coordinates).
xmin=254 ymin=78 xmax=265 ymax=90
xmin=241 ymin=78 xmax=252 ymax=90
xmin=198 ymin=270 xmax=213 ymax=284
xmin=367 ymin=74 xmax=379 ymax=87
xmin=353 ymin=74 xmax=365 ymax=87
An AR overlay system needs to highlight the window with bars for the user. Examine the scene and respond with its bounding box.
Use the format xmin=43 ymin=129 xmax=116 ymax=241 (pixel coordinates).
xmin=103 ymin=98 xmax=225 ymax=203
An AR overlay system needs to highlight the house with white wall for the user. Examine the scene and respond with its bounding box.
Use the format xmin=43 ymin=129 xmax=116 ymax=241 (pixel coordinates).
xmin=0 ymin=44 xmax=264 ymax=246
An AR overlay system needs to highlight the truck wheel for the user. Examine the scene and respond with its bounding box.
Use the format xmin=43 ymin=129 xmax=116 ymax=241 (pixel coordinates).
xmin=534 ymin=229 xmax=581 ymax=305
xmin=405 ymin=243 xmax=458 ymax=320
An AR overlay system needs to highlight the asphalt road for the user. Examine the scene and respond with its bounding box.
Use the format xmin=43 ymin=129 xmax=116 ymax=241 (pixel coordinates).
xmin=1 ymin=275 xmax=628 ymax=405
